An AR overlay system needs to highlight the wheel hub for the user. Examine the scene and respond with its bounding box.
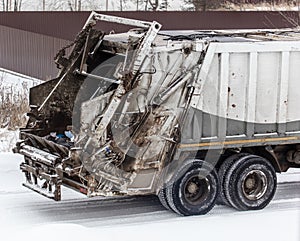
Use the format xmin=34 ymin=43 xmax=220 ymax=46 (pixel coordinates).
xmin=245 ymin=178 xmax=256 ymax=189
xmin=187 ymin=182 xmax=199 ymax=194
xmin=184 ymin=176 xmax=210 ymax=205
xmin=242 ymin=170 xmax=268 ymax=201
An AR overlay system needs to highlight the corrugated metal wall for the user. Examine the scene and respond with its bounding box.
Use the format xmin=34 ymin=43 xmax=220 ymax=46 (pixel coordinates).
xmin=0 ymin=11 xmax=298 ymax=40
xmin=0 ymin=11 xmax=298 ymax=79
xmin=0 ymin=24 xmax=69 ymax=80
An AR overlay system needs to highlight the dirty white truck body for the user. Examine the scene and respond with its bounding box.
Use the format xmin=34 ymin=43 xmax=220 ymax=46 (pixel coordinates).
xmin=14 ymin=12 xmax=300 ymax=215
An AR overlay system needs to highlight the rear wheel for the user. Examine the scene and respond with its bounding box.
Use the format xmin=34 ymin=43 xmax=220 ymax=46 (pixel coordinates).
xmin=165 ymin=160 xmax=219 ymax=216
xmin=224 ymin=155 xmax=277 ymax=211
xmin=157 ymin=187 xmax=172 ymax=211
xmin=217 ymin=153 xmax=251 ymax=206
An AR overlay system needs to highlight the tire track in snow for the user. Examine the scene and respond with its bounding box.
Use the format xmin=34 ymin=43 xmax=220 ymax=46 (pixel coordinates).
xmin=1 ymin=182 xmax=299 ymax=228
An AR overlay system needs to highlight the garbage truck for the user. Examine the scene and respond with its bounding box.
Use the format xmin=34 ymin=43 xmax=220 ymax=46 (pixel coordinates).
xmin=13 ymin=12 xmax=300 ymax=216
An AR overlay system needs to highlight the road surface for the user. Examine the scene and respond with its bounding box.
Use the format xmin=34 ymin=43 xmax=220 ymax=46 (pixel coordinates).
xmin=1 ymin=153 xmax=299 ymax=241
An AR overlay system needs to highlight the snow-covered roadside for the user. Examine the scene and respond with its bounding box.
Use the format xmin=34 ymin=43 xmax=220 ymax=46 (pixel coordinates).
xmin=0 ymin=68 xmax=41 ymax=152
xmin=0 ymin=68 xmax=40 ymax=95
xmin=0 ymin=129 xmax=18 ymax=153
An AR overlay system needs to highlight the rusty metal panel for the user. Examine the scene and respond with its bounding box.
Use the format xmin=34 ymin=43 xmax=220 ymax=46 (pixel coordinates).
xmin=0 ymin=24 xmax=70 ymax=80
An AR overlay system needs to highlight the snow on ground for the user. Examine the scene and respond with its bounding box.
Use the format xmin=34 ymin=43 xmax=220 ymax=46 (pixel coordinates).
xmin=0 ymin=68 xmax=40 ymax=95
xmin=0 ymin=153 xmax=299 ymax=241
xmin=278 ymin=167 xmax=300 ymax=183
xmin=7 ymin=210 xmax=300 ymax=241
xmin=0 ymin=68 xmax=41 ymax=152
xmin=0 ymin=129 xmax=18 ymax=152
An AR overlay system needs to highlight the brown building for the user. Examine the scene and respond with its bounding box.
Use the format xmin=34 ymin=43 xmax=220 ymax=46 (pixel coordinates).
xmin=0 ymin=11 xmax=299 ymax=80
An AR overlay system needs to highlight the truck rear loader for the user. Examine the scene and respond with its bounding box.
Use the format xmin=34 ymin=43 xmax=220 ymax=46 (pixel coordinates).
xmin=13 ymin=12 xmax=300 ymax=216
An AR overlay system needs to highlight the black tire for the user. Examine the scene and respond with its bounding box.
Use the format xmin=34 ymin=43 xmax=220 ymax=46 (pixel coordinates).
xmin=217 ymin=153 xmax=253 ymax=206
xmin=224 ymin=155 xmax=277 ymax=211
xmin=157 ymin=187 xmax=172 ymax=211
xmin=165 ymin=160 xmax=219 ymax=216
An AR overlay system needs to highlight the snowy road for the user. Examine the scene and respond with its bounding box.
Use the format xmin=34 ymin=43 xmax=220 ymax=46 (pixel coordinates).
xmin=1 ymin=153 xmax=299 ymax=241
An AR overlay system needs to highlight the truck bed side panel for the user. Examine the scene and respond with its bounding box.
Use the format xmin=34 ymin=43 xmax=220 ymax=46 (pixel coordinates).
xmin=184 ymin=41 xmax=300 ymax=147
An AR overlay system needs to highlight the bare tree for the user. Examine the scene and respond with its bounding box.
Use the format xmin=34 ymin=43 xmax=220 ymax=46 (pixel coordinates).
xmin=3 ymin=0 xmax=10 ymax=11
xmin=184 ymin=0 xmax=221 ymax=11
xmin=2 ymin=0 xmax=21 ymax=11
xmin=144 ymin=0 xmax=168 ymax=10
xmin=67 ymin=0 xmax=74 ymax=10
xmin=148 ymin=0 xmax=159 ymax=10
xmin=160 ymin=0 xmax=168 ymax=10
xmin=190 ymin=0 xmax=207 ymax=11
xmin=78 ymin=0 xmax=81 ymax=10
xmin=47 ymin=0 xmax=68 ymax=11
xmin=7 ymin=0 xmax=10 ymax=11
xmin=67 ymin=0 xmax=81 ymax=11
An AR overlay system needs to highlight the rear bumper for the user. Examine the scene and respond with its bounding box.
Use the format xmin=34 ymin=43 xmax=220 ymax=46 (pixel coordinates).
xmin=17 ymin=144 xmax=63 ymax=201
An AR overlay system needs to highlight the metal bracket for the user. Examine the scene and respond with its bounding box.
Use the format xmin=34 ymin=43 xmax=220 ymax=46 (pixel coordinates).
xmin=88 ymin=11 xmax=156 ymax=29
